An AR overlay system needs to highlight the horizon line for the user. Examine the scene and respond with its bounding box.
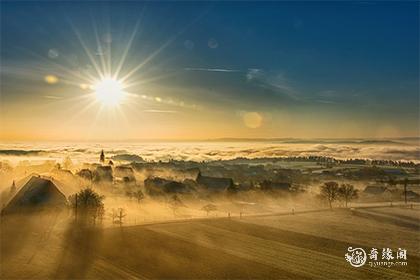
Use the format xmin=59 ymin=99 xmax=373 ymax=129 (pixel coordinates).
xmin=0 ymin=136 xmax=419 ymax=143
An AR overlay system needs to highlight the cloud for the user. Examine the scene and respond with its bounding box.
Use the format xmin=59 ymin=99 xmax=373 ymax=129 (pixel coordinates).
xmin=318 ymin=90 xmax=337 ymax=98
xmin=316 ymin=99 xmax=338 ymax=104
xmin=184 ymin=67 xmax=241 ymax=73
xmin=0 ymin=149 xmax=44 ymax=156
xmin=43 ymin=95 xmax=63 ymax=99
xmin=1 ymin=141 xmax=418 ymax=164
xmin=143 ymin=109 xmax=178 ymax=114
xmin=246 ymin=69 xmax=300 ymax=100
xmin=246 ymin=68 xmax=263 ymax=80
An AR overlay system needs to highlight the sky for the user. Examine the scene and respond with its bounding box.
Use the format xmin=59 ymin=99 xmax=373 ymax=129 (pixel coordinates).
xmin=0 ymin=1 xmax=419 ymax=141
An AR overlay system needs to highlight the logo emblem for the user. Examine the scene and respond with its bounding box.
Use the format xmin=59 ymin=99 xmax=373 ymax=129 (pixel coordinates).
xmin=345 ymin=247 xmax=367 ymax=267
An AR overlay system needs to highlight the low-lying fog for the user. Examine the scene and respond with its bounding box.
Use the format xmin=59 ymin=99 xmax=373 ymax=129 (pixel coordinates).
xmin=0 ymin=139 xmax=419 ymax=164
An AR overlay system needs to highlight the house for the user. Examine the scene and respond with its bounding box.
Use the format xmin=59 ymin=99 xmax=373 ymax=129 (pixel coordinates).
xmin=196 ymin=172 xmax=234 ymax=192
xmin=260 ymin=180 xmax=291 ymax=192
xmin=181 ymin=168 xmax=200 ymax=181
xmin=1 ymin=176 xmax=67 ymax=215
xmin=77 ymin=169 xmax=93 ymax=181
xmin=114 ymin=166 xmax=136 ymax=183
xmin=405 ymin=190 xmax=420 ymax=201
xmin=111 ymin=154 xmax=145 ymax=163
xmin=363 ymin=185 xmax=388 ymax=195
xmin=383 ymin=169 xmax=406 ymax=176
xmin=94 ymin=166 xmax=113 ymax=182
xmin=144 ymin=177 xmax=189 ymax=195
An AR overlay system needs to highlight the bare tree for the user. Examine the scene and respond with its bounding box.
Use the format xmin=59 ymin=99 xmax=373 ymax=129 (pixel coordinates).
xmin=9 ymin=180 xmax=16 ymax=197
xmin=168 ymin=195 xmax=185 ymax=217
xmin=201 ymin=204 xmax=217 ymax=216
xmin=133 ymin=190 xmax=144 ymax=203
xmin=338 ymin=184 xmax=358 ymax=208
xmin=110 ymin=208 xmax=127 ymax=225
xmin=116 ymin=208 xmax=126 ymax=225
xmin=320 ymin=181 xmax=339 ymax=209
xmin=110 ymin=209 xmax=117 ymax=224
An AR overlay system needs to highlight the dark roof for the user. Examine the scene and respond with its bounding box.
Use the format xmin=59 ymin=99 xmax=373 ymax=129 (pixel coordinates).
xmin=261 ymin=181 xmax=291 ymax=191
xmin=114 ymin=166 xmax=134 ymax=177
xmin=406 ymin=190 xmax=420 ymax=198
xmin=145 ymin=177 xmax=170 ymax=187
xmin=1 ymin=176 xmax=67 ymax=215
xmin=77 ymin=169 xmax=93 ymax=180
xmin=364 ymin=185 xmax=388 ymax=194
xmin=94 ymin=166 xmax=113 ymax=182
xmin=96 ymin=165 xmax=112 ymax=172
xmin=144 ymin=177 xmax=189 ymax=194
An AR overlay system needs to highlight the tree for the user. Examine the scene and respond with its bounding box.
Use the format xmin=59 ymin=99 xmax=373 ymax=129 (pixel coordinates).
xmin=338 ymin=184 xmax=358 ymax=208
xmin=9 ymin=180 xmax=16 ymax=197
xmin=168 ymin=195 xmax=185 ymax=217
xmin=116 ymin=208 xmax=126 ymax=224
xmin=133 ymin=190 xmax=144 ymax=203
xmin=62 ymin=156 xmax=73 ymax=170
xmin=111 ymin=208 xmax=126 ymax=225
xmin=201 ymin=204 xmax=217 ymax=216
xmin=320 ymin=181 xmax=339 ymax=209
xmin=69 ymin=188 xmax=105 ymax=225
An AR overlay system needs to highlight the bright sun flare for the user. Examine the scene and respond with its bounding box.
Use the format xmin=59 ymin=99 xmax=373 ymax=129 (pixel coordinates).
xmin=94 ymin=78 xmax=124 ymax=106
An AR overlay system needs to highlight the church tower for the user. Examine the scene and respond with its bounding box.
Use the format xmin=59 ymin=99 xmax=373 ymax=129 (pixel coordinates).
xmin=100 ymin=150 xmax=105 ymax=164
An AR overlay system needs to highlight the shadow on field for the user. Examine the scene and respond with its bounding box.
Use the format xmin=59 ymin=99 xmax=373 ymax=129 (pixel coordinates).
xmin=53 ymin=221 xmax=103 ymax=279
xmin=201 ymin=218 xmax=420 ymax=277
xmin=353 ymin=209 xmax=420 ymax=231
xmin=0 ymin=211 xmax=63 ymax=259
xmin=0 ymin=214 xmax=38 ymax=259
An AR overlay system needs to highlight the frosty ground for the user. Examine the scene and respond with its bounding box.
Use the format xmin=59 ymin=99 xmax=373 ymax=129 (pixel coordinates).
xmin=1 ymin=206 xmax=419 ymax=280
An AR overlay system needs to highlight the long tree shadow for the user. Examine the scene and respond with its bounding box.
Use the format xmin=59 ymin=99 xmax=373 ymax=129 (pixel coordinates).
xmin=53 ymin=220 xmax=103 ymax=279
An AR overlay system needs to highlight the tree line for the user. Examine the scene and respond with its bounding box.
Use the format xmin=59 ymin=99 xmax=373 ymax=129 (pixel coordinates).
xmin=319 ymin=182 xmax=358 ymax=209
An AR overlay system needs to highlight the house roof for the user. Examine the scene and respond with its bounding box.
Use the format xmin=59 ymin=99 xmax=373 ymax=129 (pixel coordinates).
xmin=1 ymin=176 xmax=67 ymax=215
xmin=363 ymin=185 xmax=388 ymax=194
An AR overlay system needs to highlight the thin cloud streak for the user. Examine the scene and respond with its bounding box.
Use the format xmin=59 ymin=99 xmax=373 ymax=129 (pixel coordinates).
xmin=184 ymin=67 xmax=241 ymax=73
xmin=143 ymin=109 xmax=178 ymax=114
xmin=43 ymin=95 xmax=63 ymax=99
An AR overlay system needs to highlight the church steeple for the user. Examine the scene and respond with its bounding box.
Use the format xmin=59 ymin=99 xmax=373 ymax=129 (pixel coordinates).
xmin=9 ymin=180 xmax=16 ymax=196
xmin=100 ymin=150 xmax=105 ymax=164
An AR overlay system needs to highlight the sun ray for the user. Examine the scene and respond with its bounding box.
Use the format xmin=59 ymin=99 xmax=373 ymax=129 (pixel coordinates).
xmin=69 ymin=20 xmax=105 ymax=80
xmin=123 ymin=71 xmax=177 ymax=89
xmin=16 ymin=47 xmax=95 ymax=85
xmin=118 ymin=15 xmax=198 ymax=84
xmin=119 ymin=35 xmax=177 ymax=83
xmin=113 ymin=17 xmax=142 ymax=80
xmin=92 ymin=19 xmax=109 ymax=77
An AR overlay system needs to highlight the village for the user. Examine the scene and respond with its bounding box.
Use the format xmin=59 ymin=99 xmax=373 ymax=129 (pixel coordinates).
xmin=1 ymin=150 xmax=419 ymax=280
xmin=1 ymin=149 xmax=419 ymax=223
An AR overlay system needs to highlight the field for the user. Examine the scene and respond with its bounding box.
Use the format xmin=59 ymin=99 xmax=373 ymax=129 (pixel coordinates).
xmin=1 ymin=207 xmax=419 ymax=279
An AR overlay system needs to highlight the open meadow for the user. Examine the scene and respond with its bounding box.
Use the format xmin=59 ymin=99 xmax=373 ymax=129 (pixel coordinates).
xmin=1 ymin=206 xmax=419 ymax=279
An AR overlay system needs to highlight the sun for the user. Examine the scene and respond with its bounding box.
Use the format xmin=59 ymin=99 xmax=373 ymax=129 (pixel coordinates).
xmin=94 ymin=78 xmax=124 ymax=106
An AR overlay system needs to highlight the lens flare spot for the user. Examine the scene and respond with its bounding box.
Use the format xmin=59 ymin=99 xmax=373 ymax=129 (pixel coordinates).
xmin=44 ymin=75 xmax=59 ymax=84
xmin=243 ymin=112 xmax=263 ymax=128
